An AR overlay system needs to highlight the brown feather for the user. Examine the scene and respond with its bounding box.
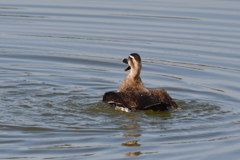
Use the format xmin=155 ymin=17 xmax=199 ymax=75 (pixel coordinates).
xmin=102 ymin=53 xmax=178 ymax=112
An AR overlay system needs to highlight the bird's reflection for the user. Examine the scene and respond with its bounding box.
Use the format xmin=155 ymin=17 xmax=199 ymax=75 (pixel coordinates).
xmin=121 ymin=113 xmax=142 ymax=158
xmin=125 ymin=151 xmax=142 ymax=157
xmin=123 ymin=134 xmax=141 ymax=137
xmin=122 ymin=140 xmax=140 ymax=147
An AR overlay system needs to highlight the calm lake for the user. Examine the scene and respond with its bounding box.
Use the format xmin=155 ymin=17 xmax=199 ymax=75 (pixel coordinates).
xmin=0 ymin=0 xmax=240 ymax=159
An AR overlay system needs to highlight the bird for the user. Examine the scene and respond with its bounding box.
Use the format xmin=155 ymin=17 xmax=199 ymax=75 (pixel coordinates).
xmin=102 ymin=53 xmax=178 ymax=112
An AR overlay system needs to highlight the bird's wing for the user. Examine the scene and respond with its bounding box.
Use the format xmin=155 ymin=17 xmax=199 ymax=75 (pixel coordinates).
xmin=102 ymin=91 xmax=131 ymax=109
xmin=103 ymin=91 xmax=177 ymax=111
xmin=142 ymin=102 xmax=170 ymax=111
xmin=103 ymin=92 xmax=160 ymax=109
xmin=149 ymin=89 xmax=178 ymax=109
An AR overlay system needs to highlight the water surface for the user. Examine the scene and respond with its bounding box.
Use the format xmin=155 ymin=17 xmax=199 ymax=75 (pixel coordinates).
xmin=1 ymin=0 xmax=240 ymax=159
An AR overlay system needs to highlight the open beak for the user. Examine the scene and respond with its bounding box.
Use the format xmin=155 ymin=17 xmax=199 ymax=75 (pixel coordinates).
xmin=122 ymin=58 xmax=131 ymax=71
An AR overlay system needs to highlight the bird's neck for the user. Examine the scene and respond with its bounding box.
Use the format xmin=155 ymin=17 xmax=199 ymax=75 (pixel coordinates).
xmin=118 ymin=69 xmax=147 ymax=92
xmin=130 ymin=66 xmax=141 ymax=78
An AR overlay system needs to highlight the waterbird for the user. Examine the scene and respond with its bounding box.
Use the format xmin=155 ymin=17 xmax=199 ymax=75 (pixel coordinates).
xmin=103 ymin=53 xmax=178 ymax=112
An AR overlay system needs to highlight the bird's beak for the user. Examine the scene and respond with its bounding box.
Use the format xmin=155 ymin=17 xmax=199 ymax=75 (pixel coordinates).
xmin=122 ymin=58 xmax=131 ymax=71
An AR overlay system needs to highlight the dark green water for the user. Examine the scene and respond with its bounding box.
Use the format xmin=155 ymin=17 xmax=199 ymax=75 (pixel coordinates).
xmin=0 ymin=0 xmax=240 ymax=159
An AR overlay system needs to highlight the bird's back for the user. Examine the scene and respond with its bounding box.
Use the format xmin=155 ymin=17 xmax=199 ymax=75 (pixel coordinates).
xmin=149 ymin=89 xmax=178 ymax=109
xmin=103 ymin=90 xmax=177 ymax=111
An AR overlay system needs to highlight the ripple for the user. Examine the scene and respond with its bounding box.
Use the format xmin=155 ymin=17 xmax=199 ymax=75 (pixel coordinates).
xmin=1 ymin=0 xmax=240 ymax=159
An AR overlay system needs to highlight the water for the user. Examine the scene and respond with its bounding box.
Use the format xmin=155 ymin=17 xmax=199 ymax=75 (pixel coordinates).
xmin=1 ymin=0 xmax=240 ymax=159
